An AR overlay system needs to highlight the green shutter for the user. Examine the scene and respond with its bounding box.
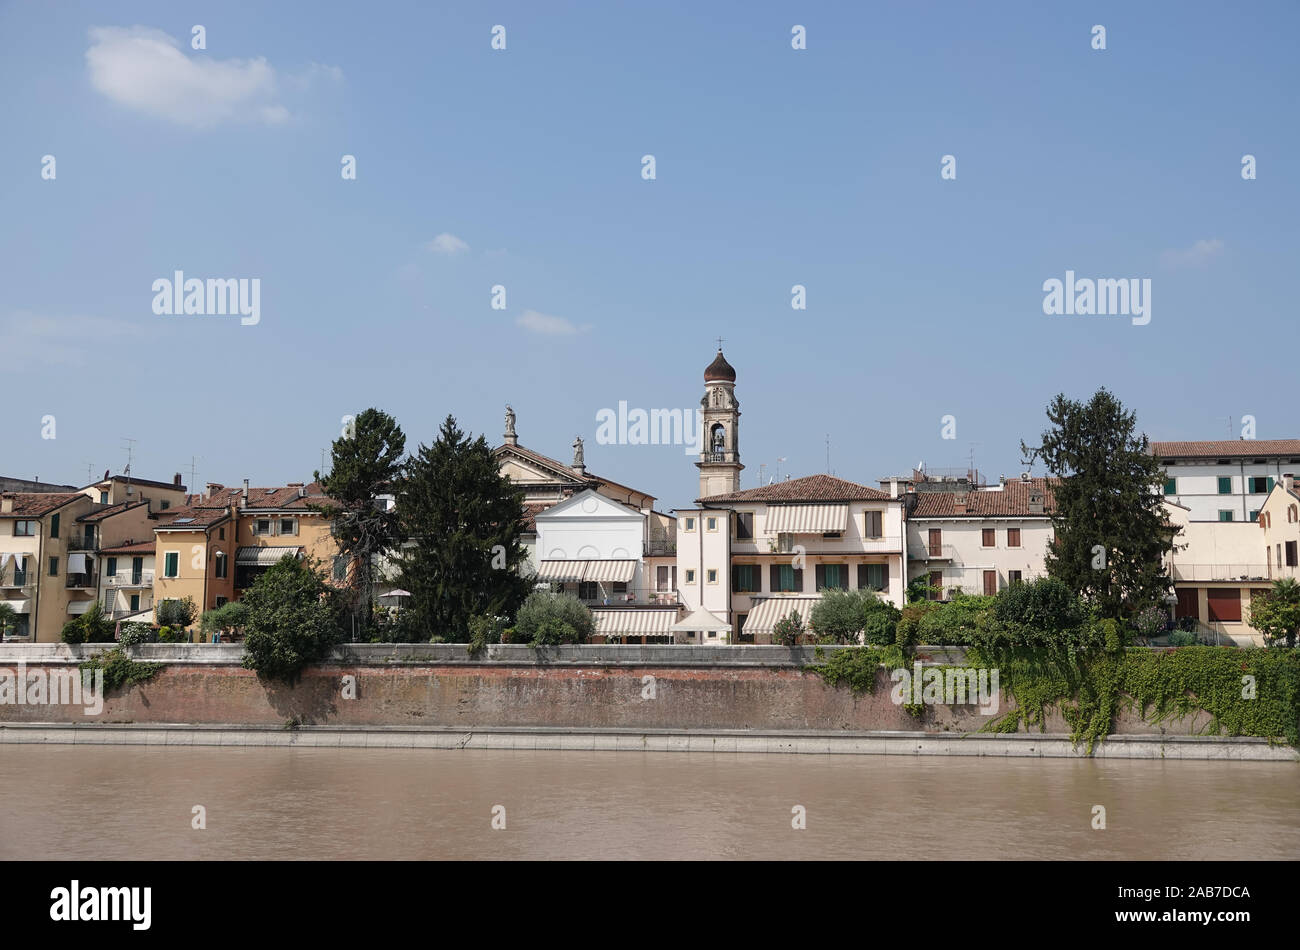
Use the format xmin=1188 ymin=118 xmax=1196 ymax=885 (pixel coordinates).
xmin=50 ymin=513 xmax=59 ymax=538
xmin=106 ymin=557 xmax=117 ymax=577
xmin=1268 ymin=477 xmax=1275 ymax=492
xmin=1218 ymin=477 xmax=1232 ymax=494
xmin=1164 ymin=478 xmax=1176 ymax=495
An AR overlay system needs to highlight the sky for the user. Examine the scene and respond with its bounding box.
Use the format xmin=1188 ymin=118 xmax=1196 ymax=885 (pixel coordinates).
xmin=2 ymin=1 xmax=1297 ymax=512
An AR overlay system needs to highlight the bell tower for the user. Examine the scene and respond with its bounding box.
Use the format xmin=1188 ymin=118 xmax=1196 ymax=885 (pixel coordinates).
xmin=696 ymin=346 xmax=743 ymax=498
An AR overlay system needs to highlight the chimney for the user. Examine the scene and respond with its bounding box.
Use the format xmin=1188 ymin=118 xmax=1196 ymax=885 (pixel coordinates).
xmin=243 ymin=478 xmax=250 ymax=496
xmin=889 ymin=477 xmax=899 ymax=499
xmin=1285 ymin=473 xmax=1295 ymax=494
xmin=1028 ymin=490 xmax=1045 ymax=515
xmin=0 ymin=493 xmax=13 ymax=514
xmin=298 ymin=485 xmax=306 ymax=498
xmin=953 ymin=493 xmax=967 ymax=514
xmin=173 ymin=472 xmax=182 ymax=487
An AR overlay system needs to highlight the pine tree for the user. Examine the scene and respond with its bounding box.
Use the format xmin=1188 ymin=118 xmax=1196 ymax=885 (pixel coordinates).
xmin=314 ymin=407 xmax=407 ymax=637
xmin=394 ymin=415 xmax=531 ymax=641
xmin=1022 ymin=388 xmax=1173 ymax=620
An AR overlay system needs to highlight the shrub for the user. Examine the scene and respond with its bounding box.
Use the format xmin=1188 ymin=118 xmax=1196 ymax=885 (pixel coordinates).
xmin=978 ymin=577 xmax=1095 ymax=653
xmin=1167 ymin=630 xmax=1199 ymax=647
xmin=513 ymin=591 xmax=594 ymax=646
xmin=199 ymin=602 xmax=248 ymax=641
xmin=156 ymin=596 xmax=197 ymax=630
xmin=1133 ymin=605 xmax=1170 ymax=640
xmin=79 ymin=648 xmax=162 ymax=693
xmin=809 ymin=590 xmax=901 ymax=645
xmin=896 ymin=602 xmax=938 ymax=649
xmin=773 ymin=610 xmax=805 ymax=646
xmin=60 ymin=619 xmax=86 ymax=644
xmin=117 ymin=622 xmax=156 ymax=647
xmin=60 ymin=601 xmax=114 ymax=644
xmin=241 ymin=557 xmax=344 ymax=682
xmin=156 ymin=626 xmax=185 ymax=643
xmin=467 ymin=613 xmax=507 ymax=654
xmin=915 ymin=593 xmax=994 ymax=646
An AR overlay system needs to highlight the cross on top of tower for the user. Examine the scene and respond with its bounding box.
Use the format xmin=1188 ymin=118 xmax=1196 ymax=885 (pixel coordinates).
xmin=716 ymin=336 xmax=724 ymax=351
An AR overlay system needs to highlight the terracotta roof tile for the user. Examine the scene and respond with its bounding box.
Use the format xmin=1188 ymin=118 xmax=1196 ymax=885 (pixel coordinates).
xmin=77 ymin=500 xmax=149 ymax=522
xmin=1151 ymin=440 xmax=1300 ymax=460
xmin=700 ymin=474 xmax=890 ymax=504
xmin=909 ymin=478 xmax=1057 ymax=518
xmin=0 ymin=492 xmax=86 ymax=518
xmin=154 ymin=506 xmax=231 ymax=530
xmin=97 ymin=540 xmax=156 ymax=555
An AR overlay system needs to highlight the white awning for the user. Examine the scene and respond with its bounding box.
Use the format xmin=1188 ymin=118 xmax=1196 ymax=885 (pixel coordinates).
xmin=2 ymin=598 xmax=31 ymax=614
xmin=593 ymin=608 xmax=678 ymax=637
xmin=744 ymin=596 xmax=820 ymax=634
xmin=536 ymin=560 xmax=588 ymax=582
xmin=766 ymin=504 xmax=849 ymax=533
xmin=67 ymin=552 xmax=88 ymax=574
xmin=235 ymin=546 xmax=302 ymax=566
xmin=67 ymin=600 xmax=92 ymax=615
xmin=585 ymin=560 xmax=637 ymax=583
xmin=669 ymin=607 xmax=732 ymax=633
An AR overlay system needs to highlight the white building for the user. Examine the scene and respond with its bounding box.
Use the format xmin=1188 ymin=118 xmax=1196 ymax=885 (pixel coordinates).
xmin=1164 ymin=500 xmax=1267 ymax=645
xmin=1154 ymin=439 xmax=1300 ymax=523
xmin=96 ymin=541 xmax=156 ymax=623
xmin=903 ymin=476 xmax=1055 ymax=598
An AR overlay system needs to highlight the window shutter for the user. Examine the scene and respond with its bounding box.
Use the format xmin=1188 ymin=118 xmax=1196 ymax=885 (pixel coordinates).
xmin=770 ymin=565 xmax=780 ymax=591
xmin=857 ymin=564 xmax=867 ymax=589
xmin=793 ymin=568 xmax=804 ymax=592
xmin=1268 ymin=476 xmax=1275 ymax=491
xmin=815 ymin=564 xmax=825 ymax=589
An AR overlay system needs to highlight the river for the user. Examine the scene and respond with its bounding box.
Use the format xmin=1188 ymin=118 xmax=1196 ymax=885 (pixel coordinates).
xmin=1 ymin=746 xmax=1295 ymax=859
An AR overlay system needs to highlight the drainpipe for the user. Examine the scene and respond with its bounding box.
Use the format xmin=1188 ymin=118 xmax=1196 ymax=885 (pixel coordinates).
xmin=1240 ymin=460 xmax=1247 ymax=522
xmin=34 ymin=521 xmax=44 ymax=642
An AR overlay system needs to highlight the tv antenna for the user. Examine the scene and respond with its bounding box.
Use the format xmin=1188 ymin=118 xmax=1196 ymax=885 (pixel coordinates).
xmin=121 ymin=438 xmax=137 ymax=495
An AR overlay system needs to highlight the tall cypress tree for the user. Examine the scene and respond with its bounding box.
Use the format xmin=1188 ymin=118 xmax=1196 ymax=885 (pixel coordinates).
xmin=1021 ymin=388 xmax=1173 ymax=620
xmin=395 ymin=415 xmax=531 ymax=641
xmin=314 ymin=408 xmax=407 ymax=637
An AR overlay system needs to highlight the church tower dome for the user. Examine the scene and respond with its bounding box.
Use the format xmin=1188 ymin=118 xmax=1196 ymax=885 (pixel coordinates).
xmin=696 ymin=347 xmax=743 ymax=498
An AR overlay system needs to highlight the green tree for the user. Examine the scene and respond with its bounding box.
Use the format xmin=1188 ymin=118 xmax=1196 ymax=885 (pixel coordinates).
xmin=1249 ymin=578 xmax=1300 ymax=648
xmin=241 ymin=556 xmax=344 ymax=682
xmin=773 ymin=610 xmax=805 ymax=646
xmin=810 ymin=589 xmax=900 ymax=645
xmin=156 ymin=596 xmax=197 ymax=630
xmin=1022 ymin=388 xmax=1173 ymax=620
xmin=0 ymin=602 xmax=18 ymax=639
xmin=513 ymin=591 xmax=594 ymax=645
xmin=394 ymin=415 xmax=532 ymax=642
xmin=314 ymin=407 xmax=407 ymax=639
xmin=199 ymin=601 xmax=249 ymax=641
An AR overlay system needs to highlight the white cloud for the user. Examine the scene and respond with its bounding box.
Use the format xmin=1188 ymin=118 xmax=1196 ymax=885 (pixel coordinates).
xmin=86 ymin=26 xmax=338 ymax=127
xmin=426 ymin=233 xmax=470 ymax=255
xmin=2 ymin=311 xmax=149 ymax=369
xmin=1160 ymin=239 xmax=1225 ymax=269
xmin=516 ymin=310 xmax=584 ymax=335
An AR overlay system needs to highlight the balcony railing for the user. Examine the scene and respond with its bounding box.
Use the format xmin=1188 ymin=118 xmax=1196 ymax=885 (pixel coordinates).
xmin=550 ymin=584 xmax=681 ymax=607
xmin=1170 ymin=563 xmax=1272 ymax=582
xmin=107 ymin=570 xmax=153 ymax=588
xmin=67 ymin=535 xmax=98 ymax=552
xmin=909 ymin=542 xmax=958 ymax=560
xmin=643 ymin=541 xmax=677 ymax=557
xmin=2 ymin=573 xmax=32 ymax=589
xmin=65 ymin=572 xmax=97 ymax=590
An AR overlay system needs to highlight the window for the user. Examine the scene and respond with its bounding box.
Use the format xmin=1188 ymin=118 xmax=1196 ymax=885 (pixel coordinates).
xmin=1163 ymin=477 xmax=1177 ymax=495
xmin=253 ymin=519 xmax=272 ymax=536
xmin=1207 ymin=589 xmax=1242 ymax=623
xmin=685 ymin=569 xmax=696 ymax=584
xmin=816 ymin=564 xmax=847 ymax=591
xmin=130 ymin=594 xmax=140 ymax=612
xmin=50 ymin=513 xmax=60 ymax=538
xmin=332 ymin=556 xmax=348 ymax=583
xmin=776 ymin=533 xmax=795 ymax=553
xmin=822 ymin=531 xmax=841 ymax=539
xmin=770 ymin=564 xmax=803 ymax=593
xmin=706 ymin=517 xmax=718 ymax=532
xmin=12 ymin=557 xmax=27 ymax=585
xmin=49 ymin=556 xmax=58 ymax=577
xmin=981 ymin=528 xmax=995 ymax=547
xmin=214 ymin=552 xmax=227 ymax=579
xmin=731 ymin=564 xmax=759 ymax=593
xmin=160 ymin=500 xmax=170 ymax=510
xmin=1249 ymin=510 xmax=1260 ymax=523
xmin=928 ymin=529 xmax=943 ymax=557
xmin=612 ymin=582 xmax=628 ymax=596
xmin=218 ymin=527 xmax=225 ymax=540
xmin=864 ymin=510 xmax=883 ymax=539
xmin=1218 ymin=511 xmax=1235 ymax=522
xmin=1288 ymin=541 xmax=1298 ymax=568
xmin=279 ymin=518 xmax=297 ymax=536
xmin=1007 ymin=527 xmax=1021 ymax=547
xmin=1218 ymin=477 xmax=1232 ymax=495
xmin=684 ymin=517 xmax=696 ymax=532
xmin=1249 ymin=476 xmax=1273 ymax=494
xmin=706 ymin=569 xmax=718 ymax=584
xmin=14 ymin=520 xmax=37 ymax=537
xmin=983 ymin=570 xmax=998 ymax=595
xmin=99 ymin=491 xmax=108 ymax=504
xmin=106 ymin=557 xmax=117 ymax=577
xmin=214 ymin=596 xmax=227 ymax=608
xmin=927 ymin=571 xmax=943 ymax=601
xmin=164 ymin=551 xmax=179 ymax=578
xmin=734 ymin=512 xmax=753 ymax=540
xmin=858 ymin=563 xmax=887 ymax=592
xmin=1007 ymin=570 xmax=1023 ymax=584
xmin=577 ymin=581 xmax=598 ymax=599
xmin=1175 ymin=588 xmax=1198 ymax=620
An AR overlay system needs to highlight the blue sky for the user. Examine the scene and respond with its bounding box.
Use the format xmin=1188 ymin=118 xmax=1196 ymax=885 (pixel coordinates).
xmin=2 ymin=1 xmax=1297 ymax=511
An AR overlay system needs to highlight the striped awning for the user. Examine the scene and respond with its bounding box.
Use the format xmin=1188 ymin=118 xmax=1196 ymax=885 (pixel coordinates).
xmin=2 ymin=598 xmax=30 ymax=614
xmin=585 ymin=560 xmax=636 ymax=583
xmin=536 ymin=559 xmax=637 ymax=583
xmin=766 ymin=504 xmax=849 ymax=533
xmin=744 ymin=596 xmax=820 ymax=633
xmin=593 ymin=608 xmax=678 ymax=637
xmin=536 ymin=560 xmax=589 ymax=582
xmin=235 ymin=546 xmax=302 ymax=566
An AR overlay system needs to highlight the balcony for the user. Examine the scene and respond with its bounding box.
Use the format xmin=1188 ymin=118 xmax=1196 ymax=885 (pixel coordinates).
xmin=65 ymin=572 xmax=98 ymax=590
xmin=107 ymin=570 xmax=154 ymax=588
xmin=551 ymin=584 xmax=680 ymax=607
xmin=909 ymin=542 xmax=957 ymax=561
xmin=67 ymin=535 xmax=98 ymax=552
xmin=2 ymin=573 xmax=32 ymax=590
xmin=643 ymin=541 xmax=677 ymax=557
xmin=1170 ymin=563 xmax=1271 ymax=582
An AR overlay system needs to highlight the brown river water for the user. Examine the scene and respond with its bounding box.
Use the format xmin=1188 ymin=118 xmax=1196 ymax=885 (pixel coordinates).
xmin=0 ymin=746 xmax=1295 ymax=860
